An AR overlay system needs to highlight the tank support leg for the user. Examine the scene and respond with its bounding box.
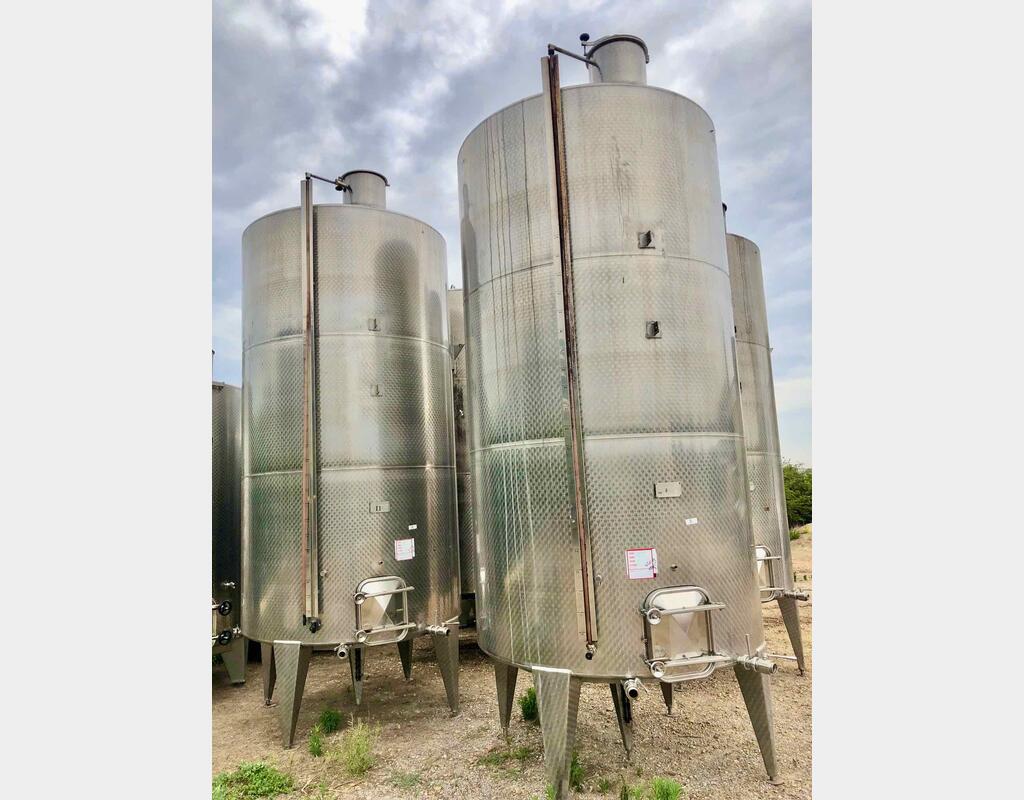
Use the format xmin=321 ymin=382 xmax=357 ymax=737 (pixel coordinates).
xmin=222 ymin=635 xmax=247 ymax=685
xmin=533 ymin=667 xmax=582 ymax=800
xmin=432 ymin=623 xmax=460 ymax=714
xmin=660 ymin=681 xmax=674 ymax=716
xmin=495 ymin=662 xmax=519 ymax=734
xmin=734 ymin=664 xmax=780 ymax=783
xmin=397 ymin=639 xmax=413 ymax=682
xmin=348 ymin=646 xmax=365 ymax=705
xmin=777 ymin=595 xmax=806 ymax=674
xmin=260 ymin=642 xmax=276 ymax=706
xmin=273 ymin=640 xmax=312 ymax=748
xmin=609 ymin=683 xmax=634 ymax=761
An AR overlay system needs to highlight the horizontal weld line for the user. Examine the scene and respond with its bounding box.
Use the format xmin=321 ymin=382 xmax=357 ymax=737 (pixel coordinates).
xmin=246 ymin=464 xmax=455 ymax=478
xmin=585 ymin=431 xmax=744 ymax=442
xmin=471 ymin=431 xmax=743 ymax=454
xmin=745 ymin=450 xmax=782 ymax=457
xmin=244 ymin=331 xmax=450 ymax=353
xmin=735 ymin=338 xmax=770 ymax=348
xmin=464 ymin=253 xmax=729 ymax=299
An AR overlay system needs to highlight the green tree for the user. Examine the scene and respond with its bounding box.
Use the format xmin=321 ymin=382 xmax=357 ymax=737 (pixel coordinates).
xmin=782 ymin=461 xmax=812 ymax=528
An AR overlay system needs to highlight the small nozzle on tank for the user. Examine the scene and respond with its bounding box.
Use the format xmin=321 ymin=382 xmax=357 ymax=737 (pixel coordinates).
xmin=622 ymin=678 xmax=642 ymax=700
xmin=339 ymin=169 xmax=389 ymax=209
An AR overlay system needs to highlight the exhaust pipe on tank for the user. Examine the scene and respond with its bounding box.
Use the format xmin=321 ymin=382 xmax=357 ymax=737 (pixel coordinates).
xmin=622 ymin=678 xmax=642 ymax=700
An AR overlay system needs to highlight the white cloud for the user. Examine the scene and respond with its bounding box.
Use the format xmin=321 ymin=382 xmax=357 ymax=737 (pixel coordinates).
xmin=774 ymin=375 xmax=811 ymax=413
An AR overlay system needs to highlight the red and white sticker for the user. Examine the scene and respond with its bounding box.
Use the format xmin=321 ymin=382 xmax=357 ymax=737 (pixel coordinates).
xmin=626 ymin=547 xmax=658 ymax=579
xmin=394 ymin=538 xmax=415 ymax=561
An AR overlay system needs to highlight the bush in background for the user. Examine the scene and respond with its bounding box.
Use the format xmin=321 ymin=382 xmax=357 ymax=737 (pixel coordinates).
xmin=783 ymin=460 xmax=812 ymax=528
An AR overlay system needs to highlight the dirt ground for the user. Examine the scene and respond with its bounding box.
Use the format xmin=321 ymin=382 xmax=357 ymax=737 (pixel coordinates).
xmin=213 ymin=529 xmax=812 ymax=799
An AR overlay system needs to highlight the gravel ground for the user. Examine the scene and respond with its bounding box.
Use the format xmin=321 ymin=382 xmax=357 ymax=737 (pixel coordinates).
xmin=213 ymin=530 xmax=811 ymax=799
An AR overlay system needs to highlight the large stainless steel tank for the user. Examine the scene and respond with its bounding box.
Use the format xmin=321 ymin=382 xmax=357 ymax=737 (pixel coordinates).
xmin=458 ymin=35 xmax=780 ymax=795
xmin=212 ymin=381 xmax=246 ymax=684
xmin=727 ymin=233 xmax=808 ymax=671
xmin=242 ymin=170 xmax=460 ymax=747
xmin=447 ymin=287 xmax=476 ymax=624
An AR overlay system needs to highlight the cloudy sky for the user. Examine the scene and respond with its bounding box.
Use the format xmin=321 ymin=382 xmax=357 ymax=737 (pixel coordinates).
xmin=213 ymin=0 xmax=811 ymax=465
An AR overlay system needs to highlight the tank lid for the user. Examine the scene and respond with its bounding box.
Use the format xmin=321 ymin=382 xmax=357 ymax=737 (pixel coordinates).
xmin=584 ymin=34 xmax=650 ymax=85
xmin=339 ymin=169 xmax=390 ymax=209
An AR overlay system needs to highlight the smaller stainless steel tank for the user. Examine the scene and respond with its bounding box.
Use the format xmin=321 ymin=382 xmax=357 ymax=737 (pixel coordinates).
xmin=447 ymin=287 xmax=476 ymax=625
xmin=212 ymin=381 xmax=246 ymax=683
xmin=727 ymin=232 xmax=808 ymax=671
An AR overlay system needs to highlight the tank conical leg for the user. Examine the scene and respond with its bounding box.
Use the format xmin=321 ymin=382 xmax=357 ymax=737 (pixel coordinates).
xmin=777 ymin=595 xmax=806 ymax=674
xmin=660 ymin=681 xmax=674 ymax=716
xmin=431 ymin=623 xmax=459 ymax=714
xmin=495 ymin=662 xmax=519 ymax=734
xmin=533 ymin=667 xmax=582 ymax=800
xmin=609 ymin=684 xmax=634 ymax=760
xmin=260 ymin=642 xmax=276 ymax=706
xmin=273 ymin=641 xmax=312 ymax=748
xmin=222 ymin=635 xmax=247 ymax=685
xmin=397 ymin=639 xmax=413 ymax=681
xmin=734 ymin=664 xmax=780 ymax=783
xmin=348 ymin=646 xmax=365 ymax=705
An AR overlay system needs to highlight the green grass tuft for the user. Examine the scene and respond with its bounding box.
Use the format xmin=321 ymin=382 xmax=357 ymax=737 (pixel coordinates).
xmin=389 ymin=771 xmax=421 ymax=790
xmin=478 ymin=745 xmax=534 ymax=768
xmin=650 ymin=777 xmax=683 ymax=800
xmin=318 ymin=709 xmax=342 ymax=734
xmin=569 ymin=751 xmax=584 ymax=790
xmin=789 ymin=527 xmax=801 ymax=541
xmin=331 ymin=717 xmax=378 ymax=775
xmin=211 ymin=761 xmax=293 ymax=799
xmin=308 ymin=724 xmax=323 ymax=757
xmin=519 ymin=686 xmax=539 ymax=723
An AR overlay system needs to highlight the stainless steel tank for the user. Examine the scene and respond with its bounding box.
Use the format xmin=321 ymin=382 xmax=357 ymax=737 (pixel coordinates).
xmin=242 ymin=170 xmax=460 ymax=747
xmin=447 ymin=287 xmax=476 ymax=625
xmin=213 ymin=381 xmax=246 ymax=684
xmin=458 ymin=34 xmax=780 ymax=795
xmin=727 ymin=232 xmax=808 ymax=671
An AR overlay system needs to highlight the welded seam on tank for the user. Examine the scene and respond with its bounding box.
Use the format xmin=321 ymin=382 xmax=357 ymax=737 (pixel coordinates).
xmin=519 ymin=98 xmax=545 ymax=666
xmin=584 ymin=431 xmax=745 ymax=443
xmin=472 ymin=437 xmax=581 ymax=455
xmin=245 ymin=465 xmax=455 ymax=478
xmin=485 ymin=115 xmax=519 ymax=663
xmin=463 ymin=253 xmax=728 ymax=302
xmin=243 ymin=332 xmax=451 ymax=353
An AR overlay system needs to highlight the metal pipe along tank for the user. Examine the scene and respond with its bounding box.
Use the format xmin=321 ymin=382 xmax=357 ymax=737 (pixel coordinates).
xmin=213 ymin=381 xmax=246 ymax=684
xmin=458 ymin=34 xmax=779 ymax=795
xmin=727 ymin=232 xmax=807 ymax=673
xmin=241 ymin=170 xmax=460 ymax=747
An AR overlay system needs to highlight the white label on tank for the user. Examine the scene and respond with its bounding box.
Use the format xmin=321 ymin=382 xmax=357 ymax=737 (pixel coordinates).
xmin=370 ymin=501 xmax=390 ymax=513
xmin=407 ymin=524 xmax=417 ymax=530
xmin=654 ymin=481 xmax=682 ymax=498
xmin=685 ymin=517 xmax=699 ymax=526
xmin=626 ymin=547 xmax=658 ymax=579
xmin=394 ymin=538 xmax=415 ymax=561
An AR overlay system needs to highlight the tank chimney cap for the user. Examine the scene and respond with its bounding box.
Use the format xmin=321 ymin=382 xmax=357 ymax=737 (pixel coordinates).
xmin=339 ymin=169 xmax=390 ymax=209
xmin=584 ymin=34 xmax=650 ymax=85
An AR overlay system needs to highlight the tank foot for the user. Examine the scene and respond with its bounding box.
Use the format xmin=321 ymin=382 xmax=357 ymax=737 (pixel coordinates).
xmin=273 ymin=640 xmax=312 ymax=748
xmin=734 ymin=664 xmax=779 ymax=782
xmin=222 ymin=635 xmax=247 ymax=685
xmin=533 ymin=667 xmax=582 ymax=800
xmin=660 ymin=681 xmax=674 ymax=716
xmin=494 ymin=662 xmax=519 ymax=734
xmin=432 ymin=623 xmax=459 ymax=714
xmin=348 ymin=646 xmax=365 ymax=705
xmin=609 ymin=683 xmax=634 ymax=761
xmin=777 ymin=595 xmax=806 ymax=673
xmin=260 ymin=642 xmax=276 ymax=706
xmin=397 ymin=639 xmax=413 ymax=682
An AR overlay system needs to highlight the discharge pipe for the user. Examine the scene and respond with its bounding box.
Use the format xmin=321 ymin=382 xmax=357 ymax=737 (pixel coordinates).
xmin=622 ymin=678 xmax=642 ymax=700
